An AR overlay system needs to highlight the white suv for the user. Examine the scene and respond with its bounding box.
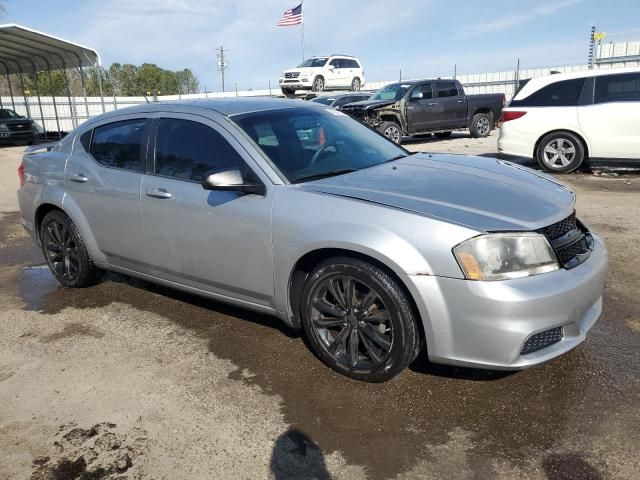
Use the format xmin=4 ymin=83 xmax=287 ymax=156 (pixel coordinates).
xmin=498 ymin=67 xmax=640 ymax=173
xmin=279 ymin=55 xmax=365 ymax=95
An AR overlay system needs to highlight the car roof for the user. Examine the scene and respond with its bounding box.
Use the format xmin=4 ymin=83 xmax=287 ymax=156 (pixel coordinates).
xmin=513 ymin=66 xmax=640 ymax=100
xmin=85 ymin=97 xmax=308 ymax=122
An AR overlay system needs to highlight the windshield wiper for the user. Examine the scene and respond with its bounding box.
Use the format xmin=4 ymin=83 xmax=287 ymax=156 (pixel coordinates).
xmin=292 ymin=168 xmax=359 ymax=184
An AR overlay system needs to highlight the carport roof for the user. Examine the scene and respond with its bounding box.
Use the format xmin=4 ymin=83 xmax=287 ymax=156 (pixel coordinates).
xmin=0 ymin=23 xmax=100 ymax=74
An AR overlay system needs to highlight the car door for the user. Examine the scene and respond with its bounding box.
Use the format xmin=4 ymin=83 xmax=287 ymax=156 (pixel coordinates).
xmin=433 ymin=81 xmax=467 ymax=129
xmin=325 ymin=58 xmax=342 ymax=88
xmin=405 ymin=83 xmax=434 ymax=132
xmin=140 ymin=114 xmax=274 ymax=307
xmin=64 ymin=116 xmax=150 ymax=271
xmin=578 ymin=71 xmax=640 ymax=159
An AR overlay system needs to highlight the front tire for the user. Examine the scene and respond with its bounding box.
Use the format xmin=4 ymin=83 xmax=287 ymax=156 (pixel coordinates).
xmin=40 ymin=210 xmax=101 ymax=288
xmin=311 ymin=76 xmax=325 ymax=92
xmin=536 ymin=131 xmax=585 ymax=173
xmin=378 ymin=121 xmax=402 ymax=144
xmin=301 ymin=257 xmax=421 ymax=382
xmin=281 ymin=87 xmax=295 ymax=96
xmin=469 ymin=112 xmax=492 ymax=138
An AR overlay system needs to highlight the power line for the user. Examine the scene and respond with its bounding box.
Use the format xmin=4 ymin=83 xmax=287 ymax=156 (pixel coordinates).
xmin=216 ymin=46 xmax=229 ymax=92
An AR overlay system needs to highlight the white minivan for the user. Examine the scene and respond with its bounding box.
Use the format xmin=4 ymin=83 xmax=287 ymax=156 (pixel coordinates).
xmin=498 ymin=67 xmax=640 ymax=172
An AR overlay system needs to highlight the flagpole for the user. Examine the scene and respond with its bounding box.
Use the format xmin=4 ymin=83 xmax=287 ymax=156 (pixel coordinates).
xmin=301 ymin=1 xmax=305 ymax=61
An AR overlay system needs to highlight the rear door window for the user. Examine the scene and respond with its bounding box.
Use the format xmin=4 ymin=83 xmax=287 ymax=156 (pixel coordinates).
xmin=154 ymin=118 xmax=245 ymax=182
xmin=90 ymin=119 xmax=148 ymax=171
xmin=510 ymin=78 xmax=586 ymax=107
xmin=595 ymin=72 xmax=640 ymax=103
xmin=435 ymin=82 xmax=459 ymax=98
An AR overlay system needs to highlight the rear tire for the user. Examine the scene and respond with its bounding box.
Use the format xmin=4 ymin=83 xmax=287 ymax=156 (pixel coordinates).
xmin=435 ymin=131 xmax=452 ymax=139
xmin=40 ymin=210 xmax=101 ymax=288
xmin=350 ymin=77 xmax=361 ymax=91
xmin=469 ymin=112 xmax=492 ymax=138
xmin=301 ymin=257 xmax=421 ymax=382
xmin=378 ymin=121 xmax=402 ymax=144
xmin=536 ymin=131 xmax=585 ymax=173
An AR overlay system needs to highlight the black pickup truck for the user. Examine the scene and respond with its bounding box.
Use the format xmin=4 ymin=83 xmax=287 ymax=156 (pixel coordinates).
xmin=341 ymin=79 xmax=505 ymax=144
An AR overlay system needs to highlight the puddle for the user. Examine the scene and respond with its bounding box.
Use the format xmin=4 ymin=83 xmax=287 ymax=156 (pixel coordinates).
xmin=7 ymin=208 xmax=640 ymax=478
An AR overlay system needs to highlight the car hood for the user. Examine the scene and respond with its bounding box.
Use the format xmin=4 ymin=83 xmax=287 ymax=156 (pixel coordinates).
xmin=297 ymin=153 xmax=575 ymax=232
xmin=341 ymin=99 xmax=395 ymax=110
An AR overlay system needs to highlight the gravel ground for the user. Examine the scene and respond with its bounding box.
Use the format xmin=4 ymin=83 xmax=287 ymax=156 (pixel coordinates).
xmin=1 ymin=135 xmax=639 ymax=480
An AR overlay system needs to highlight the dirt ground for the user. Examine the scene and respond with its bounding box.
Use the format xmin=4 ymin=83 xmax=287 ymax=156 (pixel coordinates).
xmin=1 ymin=133 xmax=639 ymax=480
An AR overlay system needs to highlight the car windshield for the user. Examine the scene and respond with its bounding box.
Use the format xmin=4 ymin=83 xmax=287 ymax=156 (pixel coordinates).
xmin=233 ymin=106 xmax=407 ymax=183
xmin=310 ymin=97 xmax=335 ymax=106
xmin=370 ymin=83 xmax=412 ymax=101
xmin=0 ymin=109 xmax=22 ymax=119
xmin=297 ymin=58 xmax=328 ymax=68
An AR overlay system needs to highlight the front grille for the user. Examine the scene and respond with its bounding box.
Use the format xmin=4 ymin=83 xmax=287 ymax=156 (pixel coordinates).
xmin=538 ymin=212 xmax=576 ymax=240
xmin=341 ymin=107 xmax=367 ymax=121
xmin=7 ymin=122 xmax=32 ymax=132
xmin=521 ymin=327 xmax=563 ymax=355
xmin=284 ymin=72 xmax=300 ymax=79
xmin=538 ymin=212 xmax=593 ymax=269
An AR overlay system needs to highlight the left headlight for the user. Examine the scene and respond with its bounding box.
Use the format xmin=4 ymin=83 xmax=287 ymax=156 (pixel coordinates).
xmin=0 ymin=123 xmax=8 ymax=132
xmin=453 ymin=233 xmax=559 ymax=281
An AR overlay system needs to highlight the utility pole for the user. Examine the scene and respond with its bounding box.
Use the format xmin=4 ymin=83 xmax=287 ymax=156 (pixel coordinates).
xmin=216 ymin=46 xmax=229 ymax=92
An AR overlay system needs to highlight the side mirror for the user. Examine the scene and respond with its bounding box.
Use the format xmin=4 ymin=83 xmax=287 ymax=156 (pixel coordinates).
xmin=410 ymin=91 xmax=424 ymax=101
xmin=201 ymin=167 xmax=266 ymax=196
xmin=327 ymin=65 xmax=335 ymax=70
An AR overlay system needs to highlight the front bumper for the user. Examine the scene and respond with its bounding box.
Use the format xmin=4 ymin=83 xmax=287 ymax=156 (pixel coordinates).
xmin=279 ymin=77 xmax=313 ymax=90
xmin=0 ymin=130 xmax=36 ymax=143
xmin=404 ymin=235 xmax=608 ymax=369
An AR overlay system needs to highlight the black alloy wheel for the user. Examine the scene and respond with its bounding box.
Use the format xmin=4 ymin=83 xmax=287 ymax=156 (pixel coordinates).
xmin=40 ymin=210 xmax=101 ymax=287
xmin=301 ymin=257 xmax=421 ymax=382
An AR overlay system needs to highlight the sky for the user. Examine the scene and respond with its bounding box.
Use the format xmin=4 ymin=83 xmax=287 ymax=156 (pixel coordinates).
xmin=1 ymin=0 xmax=640 ymax=92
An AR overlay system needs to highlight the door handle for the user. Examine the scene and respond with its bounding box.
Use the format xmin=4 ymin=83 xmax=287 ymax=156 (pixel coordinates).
xmin=146 ymin=188 xmax=172 ymax=199
xmin=457 ymin=100 xmax=464 ymax=103
xmin=428 ymin=102 xmax=438 ymax=106
xmin=69 ymin=173 xmax=88 ymax=183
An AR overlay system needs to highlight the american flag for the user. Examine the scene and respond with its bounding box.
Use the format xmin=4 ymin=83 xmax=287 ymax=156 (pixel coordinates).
xmin=277 ymin=3 xmax=303 ymax=26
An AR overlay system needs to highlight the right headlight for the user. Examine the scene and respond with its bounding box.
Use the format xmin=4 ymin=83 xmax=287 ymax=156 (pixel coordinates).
xmin=0 ymin=123 xmax=8 ymax=132
xmin=453 ymin=233 xmax=559 ymax=281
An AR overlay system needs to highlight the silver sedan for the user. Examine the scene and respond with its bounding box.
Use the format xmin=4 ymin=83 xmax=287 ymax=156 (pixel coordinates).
xmin=17 ymin=98 xmax=607 ymax=382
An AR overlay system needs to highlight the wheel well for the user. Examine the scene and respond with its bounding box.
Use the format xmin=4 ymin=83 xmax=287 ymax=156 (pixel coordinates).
xmin=380 ymin=115 xmax=400 ymax=125
xmin=288 ymin=248 xmax=425 ymax=343
xmin=34 ymin=203 xmax=64 ymax=243
xmin=533 ymin=129 xmax=589 ymax=159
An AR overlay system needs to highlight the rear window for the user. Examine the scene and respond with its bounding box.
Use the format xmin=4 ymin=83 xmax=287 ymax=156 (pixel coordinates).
xmin=436 ymin=82 xmax=459 ymax=98
xmin=595 ymin=72 xmax=640 ymax=103
xmin=90 ymin=119 xmax=147 ymax=171
xmin=510 ymin=78 xmax=586 ymax=107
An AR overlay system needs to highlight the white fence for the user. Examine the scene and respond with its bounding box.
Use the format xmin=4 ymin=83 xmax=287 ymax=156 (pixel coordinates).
xmin=2 ymin=45 xmax=639 ymax=134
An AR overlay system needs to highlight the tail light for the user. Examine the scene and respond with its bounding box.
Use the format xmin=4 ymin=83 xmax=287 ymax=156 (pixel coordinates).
xmin=500 ymin=111 xmax=527 ymax=123
xmin=18 ymin=162 xmax=25 ymax=187
xmin=502 ymin=95 xmax=506 ymax=107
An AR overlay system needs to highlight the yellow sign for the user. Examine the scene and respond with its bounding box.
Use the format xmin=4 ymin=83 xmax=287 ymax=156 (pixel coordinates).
xmin=593 ymin=32 xmax=606 ymax=41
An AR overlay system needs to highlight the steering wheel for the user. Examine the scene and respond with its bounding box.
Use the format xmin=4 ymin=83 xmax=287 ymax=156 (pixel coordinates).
xmin=310 ymin=142 xmax=339 ymax=165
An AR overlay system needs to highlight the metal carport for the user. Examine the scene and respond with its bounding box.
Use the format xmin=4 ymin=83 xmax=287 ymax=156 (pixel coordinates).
xmin=0 ymin=23 xmax=104 ymax=140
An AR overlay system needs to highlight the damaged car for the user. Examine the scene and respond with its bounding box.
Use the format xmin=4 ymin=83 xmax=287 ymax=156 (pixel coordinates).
xmin=342 ymin=79 xmax=505 ymax=143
